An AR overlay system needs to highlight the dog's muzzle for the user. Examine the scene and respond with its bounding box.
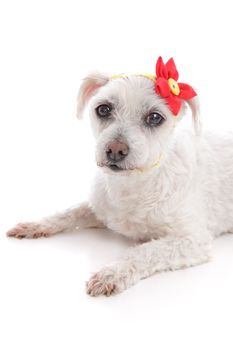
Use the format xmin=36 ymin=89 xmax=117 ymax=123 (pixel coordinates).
xmin=105 ymin=141 xmax=129 ymax=172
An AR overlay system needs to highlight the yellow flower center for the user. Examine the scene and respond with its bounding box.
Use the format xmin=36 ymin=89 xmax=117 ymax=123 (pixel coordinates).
xmin=168 ymin=78 xmax=180 ymax=96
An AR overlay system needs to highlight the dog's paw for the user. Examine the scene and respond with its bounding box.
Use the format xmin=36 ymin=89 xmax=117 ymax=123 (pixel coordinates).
xmin=86 ymin=267 xmax=127 ymax=297
xmin=6 ymin=222 xmax=53 ymax=239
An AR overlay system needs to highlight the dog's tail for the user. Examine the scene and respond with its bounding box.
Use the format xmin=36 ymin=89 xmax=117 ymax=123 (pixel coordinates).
xmin=186 ymin=97 xmax=202 ymax=136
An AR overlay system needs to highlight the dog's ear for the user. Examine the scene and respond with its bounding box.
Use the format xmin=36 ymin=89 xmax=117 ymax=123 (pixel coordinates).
xmin=186 ymin=96 xmax=202 ymax=136
xmin=76 ymin=72 xmax=110 ymax=119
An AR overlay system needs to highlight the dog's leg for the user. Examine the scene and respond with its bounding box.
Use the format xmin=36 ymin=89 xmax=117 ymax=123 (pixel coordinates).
xmin=86 ymin=235 xmax=212 ymax=296
xmin=6 ymin=202 xmax=104 ymax=239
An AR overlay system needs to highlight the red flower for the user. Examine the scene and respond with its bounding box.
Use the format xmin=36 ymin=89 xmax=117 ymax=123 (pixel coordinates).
xmin=155 ymin=56 xmax=197 ymax=116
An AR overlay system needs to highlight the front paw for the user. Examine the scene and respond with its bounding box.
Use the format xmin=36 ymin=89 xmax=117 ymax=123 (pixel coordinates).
xmin=6 ymin=222 xmax=53 ymax=239
xmin=86 ymin=266 xmax=130 ymax=297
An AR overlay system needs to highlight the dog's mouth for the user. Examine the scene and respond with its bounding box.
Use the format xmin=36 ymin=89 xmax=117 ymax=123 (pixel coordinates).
xmin=97 ymin=162 xmax=139 ymax=173
xmin=107 ymin=164 xmax=124 ymax=172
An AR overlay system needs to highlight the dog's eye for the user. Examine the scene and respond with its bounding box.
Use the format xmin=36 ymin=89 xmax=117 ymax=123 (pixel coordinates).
xmin=145 ymin=113 xmax=164 ymax=127
xmin=96 ymin=104 xmax=112 ymax=118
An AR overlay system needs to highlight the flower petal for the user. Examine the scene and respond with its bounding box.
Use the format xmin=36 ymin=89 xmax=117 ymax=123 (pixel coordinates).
xmin=178 ymin=83 xmax=197 ymax=100
xmin=166 ymin=58 xmax=179 ymax=80
xmin=155 ymin=77 xmax=170 ymax=97
xmin=166 ymin=95 xmax=182 ymax=116
xmin=156 ymin=56 xmax=168 ymax=79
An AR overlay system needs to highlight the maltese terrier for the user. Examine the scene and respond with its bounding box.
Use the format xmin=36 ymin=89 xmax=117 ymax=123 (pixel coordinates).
xmin=8 ymin=57 xmax=228 ymax=297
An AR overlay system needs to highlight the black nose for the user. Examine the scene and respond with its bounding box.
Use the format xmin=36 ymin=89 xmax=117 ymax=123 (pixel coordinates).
xmin=106 ymin=142 xmax=129 ymax=162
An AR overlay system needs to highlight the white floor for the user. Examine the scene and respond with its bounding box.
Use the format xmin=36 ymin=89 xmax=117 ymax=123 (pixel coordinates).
xmin=1 ymin=219 xmax=233 ymax=350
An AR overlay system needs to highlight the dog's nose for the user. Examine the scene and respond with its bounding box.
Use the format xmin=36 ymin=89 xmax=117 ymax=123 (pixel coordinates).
xmin=106 ymin=142 xmax=129 ymax=162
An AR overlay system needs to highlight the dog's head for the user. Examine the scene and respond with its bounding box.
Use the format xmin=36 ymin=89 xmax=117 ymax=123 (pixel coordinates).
xmin=76 ymin=71 xmax=200 ymax=175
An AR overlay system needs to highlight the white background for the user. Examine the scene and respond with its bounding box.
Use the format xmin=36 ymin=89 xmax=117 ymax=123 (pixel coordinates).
xmin=1 ymin=0 xmax=233 ymax=349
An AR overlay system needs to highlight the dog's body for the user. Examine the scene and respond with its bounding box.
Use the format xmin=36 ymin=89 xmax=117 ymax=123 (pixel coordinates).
xmin=91 ymin=131 xmax=233 ymax=242
xmin=7 ymin=72 xmax=233 ymax=296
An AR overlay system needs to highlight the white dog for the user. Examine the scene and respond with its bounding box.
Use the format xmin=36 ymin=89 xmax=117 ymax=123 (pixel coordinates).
xmin=7 ymin=57 xmax=233 ymax=297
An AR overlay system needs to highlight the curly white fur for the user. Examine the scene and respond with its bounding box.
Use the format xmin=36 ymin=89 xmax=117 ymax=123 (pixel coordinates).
xmin=7 ymin=73 xmax=233 ymax=297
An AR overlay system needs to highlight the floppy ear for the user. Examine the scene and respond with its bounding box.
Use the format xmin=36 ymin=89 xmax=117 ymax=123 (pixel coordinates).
xmin=186 ymin=96 xmax=202 ymax=136
xmin=76 ymin=72 xmax=110 ymax=119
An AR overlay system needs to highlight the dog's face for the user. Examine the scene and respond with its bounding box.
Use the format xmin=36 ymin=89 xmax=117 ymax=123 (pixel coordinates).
xmin=77 ymin=73 xmax=199 ymax=174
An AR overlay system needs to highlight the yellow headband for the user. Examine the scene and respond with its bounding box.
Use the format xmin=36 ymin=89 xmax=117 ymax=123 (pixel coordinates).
xmin=110 ymin=74 xmax=156 ymax=83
